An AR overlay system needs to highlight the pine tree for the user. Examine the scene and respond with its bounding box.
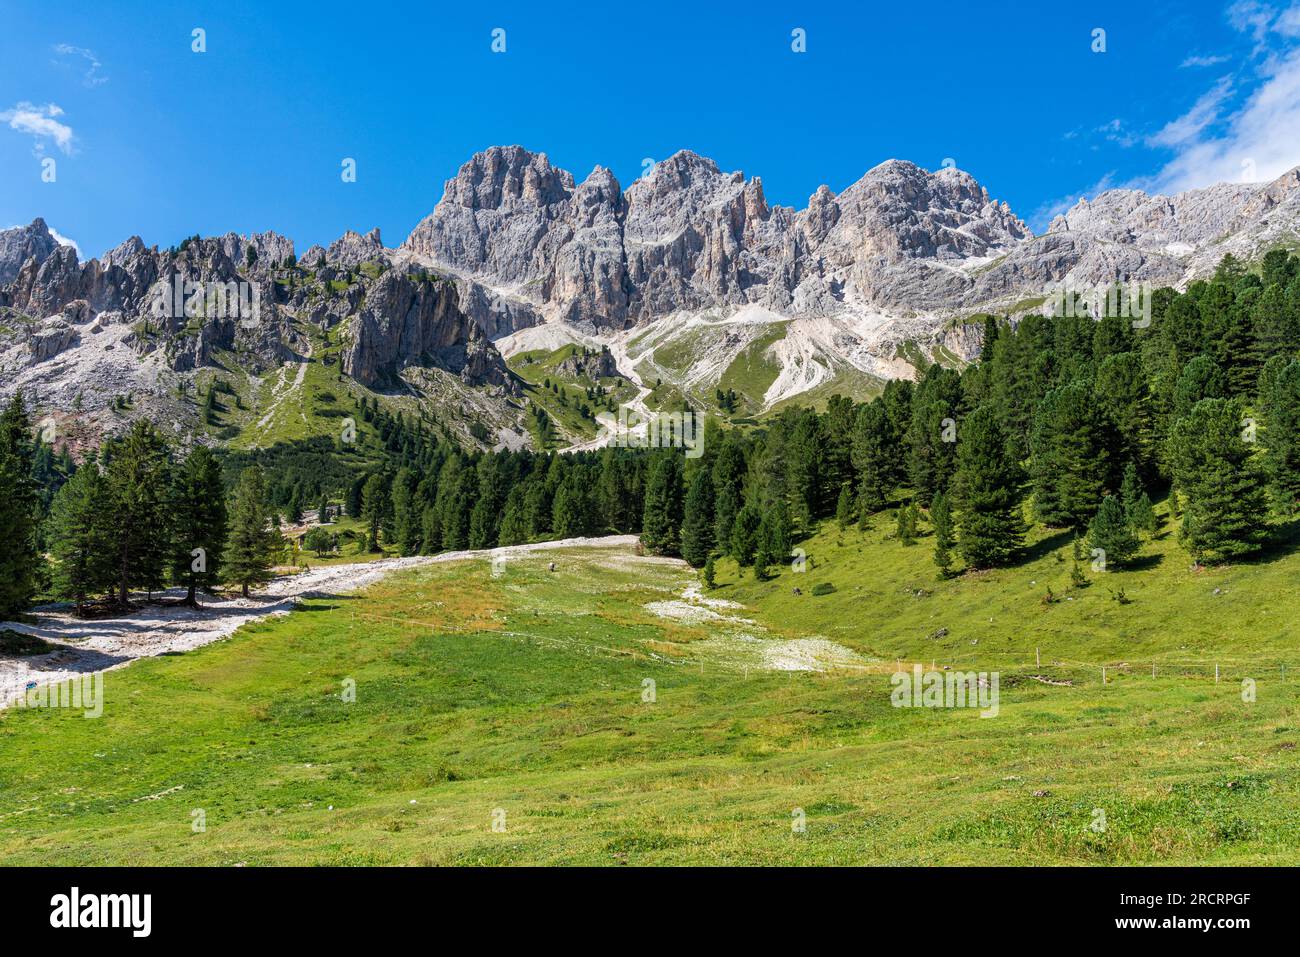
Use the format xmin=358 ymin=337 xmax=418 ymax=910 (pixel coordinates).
xmin=317 ymin=493 xmax=330 ymax=523
xmin=0 ymin=393 xmax=39 ymax=618
xmin=1119 ymin=461 xmax=1142 ymax=519
xmin=931 ymin=491 xmax=954 ymax=579
xmin=1131 ymin=492 xmax=1158 ymax=536
xmin=46 ymin=463 xmax=113 ymax=614
xmin=1087 ymin=495 xmax=1139 ymax=569
xmin=895 ymin=503 xmax=918 ymax=545
xmin=1263 ymin=359 xmax=1300 ymax=514
xmin=641 ymin=453 xmax=684 ymax=555
xmin=953 ymin=406 xmax=1024 ymax=569
xmin=1169 ymin=398 xmax=1269 ymax=562
xmin=1030 ymin=379 xmax=1108 ymax=530
xmin=361 ymin=473 xmax=387 ymax=551
xmin=104 ymin=420 xmax=170 ymax=605
xmin=729 ymin=503 xmax=762 ymax=567
xmin=702 ymin=554 xmax=716 ymax=589
xmin=169 ymin=445 xmax=227 ymax=605
xmin=552 ymin=473 xmax=594 ymax=537
xmin=498 ymin=487 xmax=529 ymax=546
xmin=834 ymin=483 xmax=854 ymax=530
xmin=851 ymin=400 xmax=895 ymax=515
xmin=680 ymin=468 xmax=715 ymax=567
xmin=225 ymin=466 xmax=276 ymax=597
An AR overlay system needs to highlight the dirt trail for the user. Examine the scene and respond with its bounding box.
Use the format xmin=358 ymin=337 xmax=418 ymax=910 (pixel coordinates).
xmin=0 ymin=535 xmax=637 ymax=707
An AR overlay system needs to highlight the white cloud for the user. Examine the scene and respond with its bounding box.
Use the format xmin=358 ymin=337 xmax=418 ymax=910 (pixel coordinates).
xmin=47 ymin=227 xmax=81 ymax=258
xmin=1180 ymin=53 xmax=1231 ymax=67
xmin=1150 ymin=4 xmax=1300 ymax=191
xmin=52 ymin=43 xmax=107 ymax=87
xmin=0 ymin=102 xmax=75 ymax=155
xmin=1147 ymin=76 xmax=1235 ymax=148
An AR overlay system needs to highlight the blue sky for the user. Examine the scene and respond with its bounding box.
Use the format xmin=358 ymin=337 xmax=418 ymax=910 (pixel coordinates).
xmin=3 ymin=0 xmax=1299 ymax=259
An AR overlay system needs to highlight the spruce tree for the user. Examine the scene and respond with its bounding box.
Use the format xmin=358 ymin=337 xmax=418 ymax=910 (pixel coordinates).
xmin=680 ymin=468 xmax=715 ymax=567
xmin=834 ymin=483 xmax=854 ymax=530
xmin=895 ymin=503 xmax=918 ymax=545
xmin=46 ymin=463 xmax=113 ymax=614
xmin=702 ymin=554 xmax=716 ymax=589
xmin=1168 ymin=398 xmax=1269 ymax=562
xmin=930 ymin=491 xmax=954 ymax=579
xmin=953 ymin=406 xmax=1024 ymax=569
xmin=0 ymin=393 xmax=39 ymax=618
xmin=104 ymin=420 xmax=170 ymax=605
xmin=729 ymin=503 xmax=762 ymax=567
xmin=851 ymin=400 xmax=895 ymax=515
xmin=361 ymin=473 xmax=387 ymax=551
xmin=169 ymin=445 xmax=227 ymax=605
xmin=225 ymin=466 xmax=277 ymax=597
xmin=641 ymin=453 xmax=684 ymax=555
xmin=1030 ymin=379 xmax=1108 ymax=530
xmin=1087 ymin=495 xmax=1139 ymax=569
xmin=1263 ymin=359 xmax=1300 ymax=514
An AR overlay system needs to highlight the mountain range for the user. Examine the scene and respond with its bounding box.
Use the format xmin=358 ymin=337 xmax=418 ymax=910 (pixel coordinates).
xmin=3 ymin=146 xmax=1298 ymax=454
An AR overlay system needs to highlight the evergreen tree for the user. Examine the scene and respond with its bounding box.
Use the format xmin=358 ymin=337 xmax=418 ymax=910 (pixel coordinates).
xmin=0 ymin=393 xmax=39 ymax=617
xmin=834 ymin=483 xmax=854 ymax=530
xmin=1030 ymin=379 xmax=1108 ymax=530
xmin=1173 ymin=355 xmax=1227 ymax=418
xmin=104 ymin=420 xmax=170 ymax=604
xmin=498 ymin=486 xmax=529 ymax=546
xmin=851 ymin=400 xmax=895 ymax=515
xmin=895 ymin=502 xmax=918 ymax=545
xmin=702 ymin=554 xmax=716 ymax=589
xmin=730 ymin=503 xmax=762 ymax=567
xmin=953 ymin=407 xmax=1024 ymax=569
xmin=1263 ymin=359 xmax=1300 ymax=514
xmin=1119 ymin=461 xmax=1142 ymax=521
xmin=225 ymin=466 xmax=277 ymax=597
xmin=680 ymin=468 xmax=715 ymax=567
xmin=361 ymin=472 xmax=387 ymax=551
xmin=1169 ymin=398 xmax=1270 ymax=562
xmin=169 ymin=445 xmax=227 ymax=605
xmin=552 ymin=473 xmax=594 ymax=537
xmin=931 ymin=491 xmax=954 ymax=579
xmin=641 ymin=453 xmax=684 ymax=555
xmin=346 ymin=475 xmax=365 ymax=518
xmin=46 ymin=463 xmax=113 ymax=614
xmin=1131 ymin=492 xmax=1158 ymax=536
xmin=1087 ymin=495 xmax=1139 ymax=569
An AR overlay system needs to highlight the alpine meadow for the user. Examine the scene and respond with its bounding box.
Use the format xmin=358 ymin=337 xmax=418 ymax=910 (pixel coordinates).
xmin=2 ymin=2 xmax=1300 ymax=919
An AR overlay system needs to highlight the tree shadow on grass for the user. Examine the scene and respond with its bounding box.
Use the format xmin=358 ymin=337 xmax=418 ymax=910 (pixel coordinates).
xmin=1022 ymin=528 xmax=1075 ymax=564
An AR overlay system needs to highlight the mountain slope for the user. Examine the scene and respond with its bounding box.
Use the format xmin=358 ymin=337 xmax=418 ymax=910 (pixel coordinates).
xmin=4 ymin=150 xmax=1299 ymax=451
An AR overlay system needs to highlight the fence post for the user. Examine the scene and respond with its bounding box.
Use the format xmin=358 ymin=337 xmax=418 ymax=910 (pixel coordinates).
xmin=1102 ymin=666 xmax=1106 ymax=685
xmin=1036 ymin=647 xmax=1040 ymax=668
xmin=1215 ymin=663 xmax=1219 ymax=684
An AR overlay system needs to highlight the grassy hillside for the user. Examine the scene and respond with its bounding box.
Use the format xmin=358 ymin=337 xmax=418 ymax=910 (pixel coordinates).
xmin=2 ymin=505 xmax=1297 ymax=865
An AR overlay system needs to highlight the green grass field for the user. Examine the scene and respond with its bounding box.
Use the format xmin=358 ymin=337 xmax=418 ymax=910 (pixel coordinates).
xmin=2 ymin=503 xmax=1297 ymax=865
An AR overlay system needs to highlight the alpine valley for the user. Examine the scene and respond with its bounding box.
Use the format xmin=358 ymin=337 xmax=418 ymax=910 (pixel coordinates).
xmin=4 ymin=145 xmax=1299 ymax=453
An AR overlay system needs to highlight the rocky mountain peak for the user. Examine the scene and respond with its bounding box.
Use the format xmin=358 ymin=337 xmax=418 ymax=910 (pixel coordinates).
xmin=442 ymin=145 xmax=574 ymax=211
xmin=0 ymin=218 xmax=60 ymax=284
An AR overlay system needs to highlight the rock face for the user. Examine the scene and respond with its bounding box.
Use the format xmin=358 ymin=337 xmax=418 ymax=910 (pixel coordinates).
xmin=4 ymin=146 xmax=1299 ymax=448
xmin=342 ymin=270 xmax=514 ymax=391
xmin=0 ymin=218 xmax=59 ymax=284
xmin=405 ymin=146 xmax=1300 ymax=332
